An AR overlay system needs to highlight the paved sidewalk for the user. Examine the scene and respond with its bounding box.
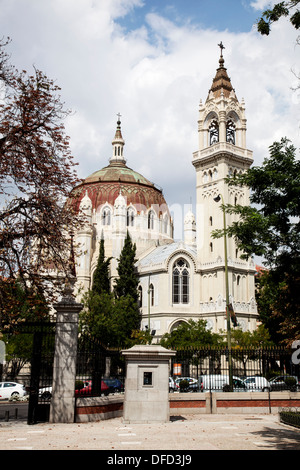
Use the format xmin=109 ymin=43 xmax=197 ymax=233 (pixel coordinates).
xmin=0 ymin=414 xmax=300 ymax=451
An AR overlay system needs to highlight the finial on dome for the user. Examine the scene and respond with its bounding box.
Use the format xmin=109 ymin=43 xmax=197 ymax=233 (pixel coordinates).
xmin=110 ymin=113 xmax=126 ymax=166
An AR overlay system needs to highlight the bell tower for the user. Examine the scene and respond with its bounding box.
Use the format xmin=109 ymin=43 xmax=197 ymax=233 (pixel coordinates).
xmin=192 ymin=44 xmax=257 ymax=331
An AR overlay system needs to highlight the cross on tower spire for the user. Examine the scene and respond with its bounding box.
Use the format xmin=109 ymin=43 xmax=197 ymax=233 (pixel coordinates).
xmin=218 ymin=41 xmax=225 ymax=57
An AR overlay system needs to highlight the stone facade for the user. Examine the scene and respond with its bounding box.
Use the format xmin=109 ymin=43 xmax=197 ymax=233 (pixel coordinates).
xmin=72 ymin=51 xmax=258 ymax=341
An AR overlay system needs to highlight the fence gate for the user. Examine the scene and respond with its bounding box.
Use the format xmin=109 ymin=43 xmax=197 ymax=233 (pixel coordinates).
xmin=2 ymin=322 xmax=55 ymax=424
xmin=27 ymin=323 xmax=55 ymax=424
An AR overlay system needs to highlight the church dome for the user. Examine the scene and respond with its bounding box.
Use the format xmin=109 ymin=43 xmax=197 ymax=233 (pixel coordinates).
xmin=71 ymin=118 xmax=170 ymax=217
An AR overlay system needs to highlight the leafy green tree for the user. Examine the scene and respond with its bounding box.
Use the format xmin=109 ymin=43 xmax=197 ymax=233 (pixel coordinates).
xmin=110 ymin=295 xmax=141 ymax=347
xmin=114 ymin=231 xmax=139 ymax=302
xmin=79 ymin=291 xmax=141 ymax=348
xmin=231 ymin=324 xmax=274 ymax=348
xmin=256 ymin=1 xmax=300 ymax=35
xmin=160 ymin=319 xmax=223 ymax=349
xmin=214 ymin=139 xmax=300 ymax=271
xmin=80 ymin=232 xmax=140 ymax=347
xmin=92 ymin=237 xmax=111 ymax=296
xmin=79 ymin=290 xmax=115 ymax=346
xmin=229 ymin=324 xmax=274 ymax=376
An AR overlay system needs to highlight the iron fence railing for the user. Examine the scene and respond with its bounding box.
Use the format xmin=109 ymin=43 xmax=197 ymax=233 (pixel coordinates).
xmin=75 ymin=334 xmax=125 ymax=398
xmin=73 ymin=344 xmax=300 ymax=394
xmin=169 ymin=347 xmax=300 ymax=392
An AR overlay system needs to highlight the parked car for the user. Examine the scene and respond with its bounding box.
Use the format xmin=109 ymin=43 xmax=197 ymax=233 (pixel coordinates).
xmin=243 ymin=376 xmax=270 ymax=392
xmin=103 ymin=378 xmax=124 ymax=393
xmin=169 ymin=377 xmax=179 ymax=392
xmin=175 ymin=377 xmax=198 ymax=391
xmin=269 ymin=375 xmax=299 ymax=392
xmin=39 ymin=379 xmax=111 ymax=399
xmin=198 ymin=375 xmax=246 ymax=392
xmin=0 ymin=382 xmax=27 ymax=399
xmin=75 ymin=380 xmax=110 ymax=396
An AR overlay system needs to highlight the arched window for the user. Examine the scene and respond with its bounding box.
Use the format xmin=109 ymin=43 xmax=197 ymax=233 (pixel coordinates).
xmin=149 ymin=283 xmax=154 ymax=307
xmin=209 ymin=120 xmax=219 ymax=145
xmin=148 ymin=210 xmax=154 ymax=230
xmin=102 ymin=207 xmax=111 ymax=226
xmin=127 ymin=208 xmax=135 ymax=227
xmin=172 ymin=258 xmax=190 ymax=304
xmin=138 ymin=285 xmax=143 ymax=308
xmin=226 ymin=119 xmax=236 ymax=145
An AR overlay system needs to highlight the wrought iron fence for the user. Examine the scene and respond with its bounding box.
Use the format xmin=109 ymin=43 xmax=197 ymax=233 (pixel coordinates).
xmin=0 ymin=321 xmax=56 ymax=423
xmin=75 ymin=334 xmax=125 ymax=398
xmin=73 ymin=344 xmax=300 ymax=394
xmin=169 ymin=347 xmax=300 ymax=392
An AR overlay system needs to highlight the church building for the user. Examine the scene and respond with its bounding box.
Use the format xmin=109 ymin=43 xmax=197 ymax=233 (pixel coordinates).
xmin=71 ymin=48 xmax=258 ymax=341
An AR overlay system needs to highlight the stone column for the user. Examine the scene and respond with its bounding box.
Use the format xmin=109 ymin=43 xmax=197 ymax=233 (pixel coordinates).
xmin=122 ymin=345 xmax=176 ymax=424
xmin=49 ymin=281 xmax=83 ymax=423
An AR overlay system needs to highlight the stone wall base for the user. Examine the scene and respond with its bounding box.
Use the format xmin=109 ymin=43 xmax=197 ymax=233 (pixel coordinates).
xmin=74 ymin=392 xmax=300 ymax=422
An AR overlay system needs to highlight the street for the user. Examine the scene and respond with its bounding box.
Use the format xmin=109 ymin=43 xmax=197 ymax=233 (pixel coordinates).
xmin=0 ymin=402 xmax=28 ymax=421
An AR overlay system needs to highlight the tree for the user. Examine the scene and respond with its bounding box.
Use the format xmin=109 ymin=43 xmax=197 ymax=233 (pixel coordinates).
xmin=231 ymin=324 xmax=274 ymax=348
xmin=0 ymin=38 xmax=82 ymax=316
xmin=92 ymin=237 xmax=112 ymax=296
xmin=80 ymin=232 xmax=141 ymax=347
xmin=0 ymin=278 xmax=50 ymax=326
xmin=230 ymin=324 xmax=274 ymax=376
xmin=114 ymin=231 xmax=139 ymax=302
xmin=160 ymin=319 xmax=223 ymax=349
xmin=256 ymin=1 xmax=300 ymax=35
xmin=212 ymin=138 xmax=300 ymax=344
xmin=215 ymin=139 xmax=300 ymax=271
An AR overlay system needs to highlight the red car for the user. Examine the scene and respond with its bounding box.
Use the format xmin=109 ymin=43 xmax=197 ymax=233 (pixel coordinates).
xmin=75 ymin=380 xmax=109 ymax=396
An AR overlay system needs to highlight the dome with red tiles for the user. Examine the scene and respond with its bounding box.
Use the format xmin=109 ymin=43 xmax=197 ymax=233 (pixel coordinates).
xmin=71 ymin=119 xmax=170 ymax=216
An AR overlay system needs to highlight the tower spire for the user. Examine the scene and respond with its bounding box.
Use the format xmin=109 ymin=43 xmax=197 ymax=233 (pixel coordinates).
xmin=207 ymin=42 xmax=234 ymax=100
xmin=110 ymin=114 xmax=126 ymax=166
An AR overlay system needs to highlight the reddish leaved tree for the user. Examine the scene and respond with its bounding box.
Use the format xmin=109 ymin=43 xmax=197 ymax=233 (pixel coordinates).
xmin=0 ymin=38 xmax=83 ymax=322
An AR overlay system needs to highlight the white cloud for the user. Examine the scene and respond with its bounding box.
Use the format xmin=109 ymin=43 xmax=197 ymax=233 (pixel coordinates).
xmin=0 ymin=0 xmax=299 ymax=240
xmin=250 ymin=0 xmax=277 ymax=11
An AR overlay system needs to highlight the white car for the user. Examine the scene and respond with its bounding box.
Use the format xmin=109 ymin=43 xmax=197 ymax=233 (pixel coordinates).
xmin=169 ymin=377 xmax=179 ymax=392
xmin=243 ymin=376 xmax=270 ymax=392
xmin=0 ymin=382 xmax=27 ymax=399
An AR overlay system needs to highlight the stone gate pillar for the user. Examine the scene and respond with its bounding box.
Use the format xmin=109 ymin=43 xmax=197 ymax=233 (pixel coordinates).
xmin=122 ymin=344 xmax=176 ymax=424
xmin=49 ymin=281 xmax=82 ymax=423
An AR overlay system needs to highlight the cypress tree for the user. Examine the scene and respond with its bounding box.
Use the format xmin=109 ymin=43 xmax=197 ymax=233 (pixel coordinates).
xmin=92 ymin=237 xmax=112 ymax=295
xmin=114 ymin=231 xmax=139 ymax=302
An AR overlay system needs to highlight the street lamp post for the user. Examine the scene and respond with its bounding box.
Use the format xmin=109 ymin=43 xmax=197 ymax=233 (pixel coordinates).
xmin=214 ymin=194 xmax=233 ymax=390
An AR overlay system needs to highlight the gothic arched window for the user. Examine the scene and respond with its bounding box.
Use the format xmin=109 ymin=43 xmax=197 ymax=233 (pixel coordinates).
xmin=149 ymin=283 xmax=154 ymax=307
xmin=226 ymin=119 xmax=236 ymax=145
xmin=102 ymin=207 xmax=111 ymax=226
xmin=209 ymin=120 xmax=219 ymax=145
xmin=172 ymin=258 xmax=190 ymax=304
xmin=127 ymin=208 xmax=135 ymax=227
xmin=138 ymin=285 xmax=143 ymax=308
xmin=148 ymin=210 xmax=154 ymax=230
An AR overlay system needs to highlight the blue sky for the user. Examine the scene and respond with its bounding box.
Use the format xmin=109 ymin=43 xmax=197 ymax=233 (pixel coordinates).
xmin=0 ymin=0 xmax=299 ymax=239
xmin=118 ymin=0 xmax=260 ymax=34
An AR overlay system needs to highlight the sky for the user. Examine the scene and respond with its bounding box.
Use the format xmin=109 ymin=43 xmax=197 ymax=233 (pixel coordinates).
xmin=0 ymin=0 xmax=299 ymax=239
